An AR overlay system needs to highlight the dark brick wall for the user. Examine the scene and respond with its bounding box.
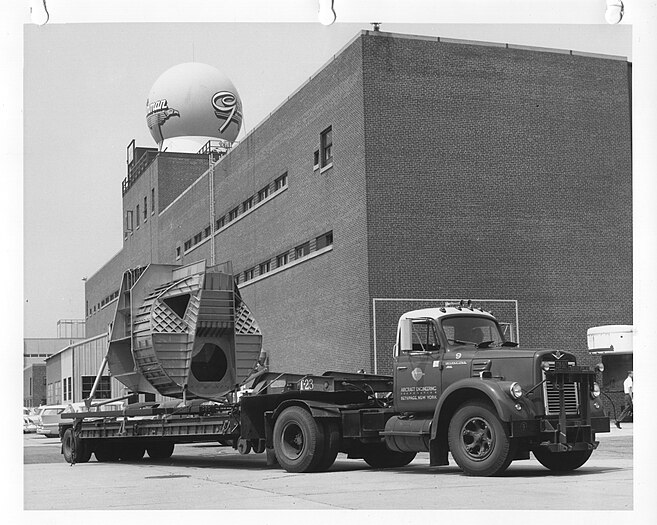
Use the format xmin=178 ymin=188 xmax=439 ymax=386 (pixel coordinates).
xmin=84 ymin=31 xmax=632 ymax=382
xmin=361 ymin=33 xmax=632 ymax=373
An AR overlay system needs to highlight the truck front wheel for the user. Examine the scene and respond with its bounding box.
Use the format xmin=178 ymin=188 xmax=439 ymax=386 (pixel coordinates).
xmin=448 ymin=401 xmax=515 ymax=476
xmin=533 ymin=448 xmax=592 ymax=472
xmin=273 ymin=406 xmax=325 ymax=473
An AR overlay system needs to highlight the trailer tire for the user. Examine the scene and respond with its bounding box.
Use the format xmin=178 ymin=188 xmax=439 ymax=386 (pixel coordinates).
xmin=314 ymin=419 xmax=340 ymax=472
xmin=146 ymin=442 xmax=175 ymax=460
xmin=119 ymin=443 xmax=145 ymax=461
xmin=532 ymin=448 xmax=592 ymax=472
xmin=94 ymin=441 xmax=120 ymax=462
xmin=62 ymin=428 xmax=92 ymax=464
xmin=448 ymin=401 xmax=515 ymax=477
xmin=363 ymin=443 xmax=417 ymax=469
xmin=273 ymin=406 xmax=325 ymax=473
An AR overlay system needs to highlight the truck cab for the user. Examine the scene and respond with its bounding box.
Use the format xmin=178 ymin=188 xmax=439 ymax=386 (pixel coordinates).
xmin=385 ymin=304 xmax=610 ymax=476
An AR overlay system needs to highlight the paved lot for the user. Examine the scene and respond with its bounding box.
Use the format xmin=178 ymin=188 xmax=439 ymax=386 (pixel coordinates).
xmin=22 ymin=425 xmax=633 ymax=512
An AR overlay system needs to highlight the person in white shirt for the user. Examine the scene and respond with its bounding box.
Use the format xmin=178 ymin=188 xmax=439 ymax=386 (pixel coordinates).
xmin=615 ymin=370 xmax=633 ymax=429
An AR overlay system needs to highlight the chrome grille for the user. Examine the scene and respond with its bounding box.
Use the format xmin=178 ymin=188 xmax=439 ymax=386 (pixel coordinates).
xmin=543 ymin=362 xmax=580 ymax=415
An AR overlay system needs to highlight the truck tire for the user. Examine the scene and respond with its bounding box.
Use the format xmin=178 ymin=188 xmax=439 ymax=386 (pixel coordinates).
xmin=533 ymin=448 xmax=592 ymax=472
xmin=448 ymin=401 xmax=515 ymax=476
xmin=62 ymin=428 xmax=92 ymax=464
xmin=314 ymin=419 xmax=341 ymax=472
xmin=146 ymin=441 xmax=175 ymax=459
xmin=362 ymin=443 xmax=417 ymax=469
xmin=273 ymin=406 xmax=325 ymax=473
xmin=94 ymin=441 xmax=120 ymax=462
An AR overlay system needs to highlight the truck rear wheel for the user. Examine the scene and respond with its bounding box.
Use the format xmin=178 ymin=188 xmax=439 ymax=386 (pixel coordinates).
xmin=363 ymin=443 xmax=417 ymax=469
xmin=448 ymin=401 xmax=515 ymax=476
xmin=146 ymin=442 xmax=175 ymax=459
xmin=314 ymin=419 xmax=340 ymax=472
xmin=62 ymin=428 xmax=92 ymax=464
xmin=533 ymin=448 xmax=592 ymax=472
xmin=273 ymin=406 xmax=325 ymax=473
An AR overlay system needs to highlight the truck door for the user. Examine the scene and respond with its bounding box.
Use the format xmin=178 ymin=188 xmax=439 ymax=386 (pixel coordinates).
xmin=393 ymin=318 xmax=443 ymax=414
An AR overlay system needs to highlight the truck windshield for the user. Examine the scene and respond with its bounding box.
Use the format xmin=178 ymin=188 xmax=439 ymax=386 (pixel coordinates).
xmin=441 ymin=316 xmax=505 ymax=347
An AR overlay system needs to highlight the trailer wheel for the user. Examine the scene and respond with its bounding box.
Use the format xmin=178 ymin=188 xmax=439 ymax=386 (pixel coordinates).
xmin=363 ymin=443 xmax=417 ymax=469
xmin=119 ymin=443 xmax=145 ymax=461
xmin=532 ymin=448 xmax=592 ymax=472
xmin=448 ymin=401 xmax=515 ymax=477
xmin=62 ymin=428 xmax=92 ymax=464
xmin=273 ymin=406 xmax=325 ymax=473
xmin=237 ymin=439 xmax=252 ymax=455
xmin=94 ymin=441 xmax=120 ymax=462
xmin=314 ymin=419 xmax=341 ymax=472
xmin=146 ymin=442 xmax=175 ymax=460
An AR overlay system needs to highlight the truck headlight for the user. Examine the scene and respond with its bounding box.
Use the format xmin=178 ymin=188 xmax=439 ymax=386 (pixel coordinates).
xmin=541 ymin=361 xmax=551 ymax=372
xmin=509 ymin=382 xmax=523 ymax=399
xmin=595 ymin=363 xmax=604 ymax=373
xmin=591 ymin=382 xmax=601 ymax=398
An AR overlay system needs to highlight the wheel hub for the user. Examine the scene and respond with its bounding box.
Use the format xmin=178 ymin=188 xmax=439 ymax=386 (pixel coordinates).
xmin=461 ymin=416 xmax=494 ymax=460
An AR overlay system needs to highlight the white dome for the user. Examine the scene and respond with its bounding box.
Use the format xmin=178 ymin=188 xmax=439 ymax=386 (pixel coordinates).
xmin=146 ymin=62 xmax=243 ymax=149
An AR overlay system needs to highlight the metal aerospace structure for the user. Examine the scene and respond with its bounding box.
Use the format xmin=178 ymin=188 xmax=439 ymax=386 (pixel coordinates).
xmin=107 ymin=261 xmax=262 ymax=400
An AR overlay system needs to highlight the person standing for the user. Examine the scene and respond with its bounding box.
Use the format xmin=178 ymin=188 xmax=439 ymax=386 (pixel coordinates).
xmin=615 ymin=370 xmax=633 ymax=429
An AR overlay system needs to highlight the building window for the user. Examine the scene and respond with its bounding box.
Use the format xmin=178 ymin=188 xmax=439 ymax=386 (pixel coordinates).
xmin=29 ymin=377 xmax=32 ymax=396
xmin=276 ymin=252 xmax=289 ymax=268
xmin=259 ymin=260 xmax=271 ymax=275
xmin=184 ymin=240 xmax=192 ymax=251
xmin=243 ymin=197 xmax=254 ymax=212
xmin=143 ymin=197 xmax=148 ymax=220
xmin=216 ymin=216 xmax=225 ymax=229
xmin=258 ymin=186 xmax=270 ymax=202
xmin=176 ymin=246 xmax=181 ymax=259
xmin=193 ymin=232 xmax=202 ymax=244
xmin=204 ymin=226 xmax=211 ymax=238
xmin=151 ymin=188 xmax=155 ymax=214
xmin=136 ymin=205 xmax=140 ymax=227
xmin=321 ymin=126 xmax=333 ymax=167
xmin=295 ymin=242 xmax=310 ymax=260
xmin=316 ymin=231 xmax=334 ymax=249
xmin=274 ymin=173 xmax=288 ymax=191
xmin=81 ymin=376 xmax=111 ymax=399
xmin=126 ymin=210 xmax=133 ymax=232
xmin=313 ymin=150 xmax=320 ymax=169
xmin=244 ymin=268 xmax=255 ymax=281
xmin=228 ymin=207 xmax=240 ymax=222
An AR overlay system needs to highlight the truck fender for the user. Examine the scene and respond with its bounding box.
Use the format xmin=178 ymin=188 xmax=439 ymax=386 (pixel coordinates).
xmin=428 ymin=378 xmax=528 ymax=466
xmin=265 ymin=399 xmax=342 ymax=449
xmin=271 ymin=399 xmax=342 ymax=421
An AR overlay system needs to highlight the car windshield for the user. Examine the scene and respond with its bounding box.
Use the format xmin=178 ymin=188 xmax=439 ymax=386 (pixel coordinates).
xmin=441 ymin=316 xmax=505 ymax=347
xmin=42 ymin=408 xmax=65 ymax=415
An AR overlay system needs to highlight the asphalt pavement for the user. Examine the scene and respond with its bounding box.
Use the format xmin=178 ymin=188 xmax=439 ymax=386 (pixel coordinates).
xmin=21 ymin=424 xmax=634 ymax=513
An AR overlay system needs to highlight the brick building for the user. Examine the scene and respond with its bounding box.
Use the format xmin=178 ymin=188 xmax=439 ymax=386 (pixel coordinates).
xmin=83 ymin=31 xmax=632 ymax=381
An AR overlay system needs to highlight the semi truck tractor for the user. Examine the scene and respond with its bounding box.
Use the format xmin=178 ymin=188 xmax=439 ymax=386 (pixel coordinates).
xmin=60 ymin=261 xmax=609 ymax=476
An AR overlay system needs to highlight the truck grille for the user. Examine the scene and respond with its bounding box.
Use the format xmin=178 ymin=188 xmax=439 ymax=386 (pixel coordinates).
xmin=543 ymin=362 xmax=580 ymax=415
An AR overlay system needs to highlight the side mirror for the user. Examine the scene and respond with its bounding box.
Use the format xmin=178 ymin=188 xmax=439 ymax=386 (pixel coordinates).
xmin=399 ymin=318 xmax=413 ymax=353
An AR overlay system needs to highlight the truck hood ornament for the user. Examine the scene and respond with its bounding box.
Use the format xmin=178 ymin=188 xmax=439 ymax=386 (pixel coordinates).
xmin=552 ymin=350 xmax=565 ymax=360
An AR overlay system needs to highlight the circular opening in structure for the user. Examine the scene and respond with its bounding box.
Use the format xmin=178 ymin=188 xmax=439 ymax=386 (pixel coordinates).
xmin=190 ymin=343 xmax=228 ymax=382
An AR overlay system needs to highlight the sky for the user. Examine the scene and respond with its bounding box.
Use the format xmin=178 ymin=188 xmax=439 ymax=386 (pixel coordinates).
xmin=20 ymin=21 xmax=633 ymax=338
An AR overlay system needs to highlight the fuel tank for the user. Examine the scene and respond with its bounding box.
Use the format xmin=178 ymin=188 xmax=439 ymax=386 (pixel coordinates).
xmin=107 ymin=260 xmax=262 ymax=400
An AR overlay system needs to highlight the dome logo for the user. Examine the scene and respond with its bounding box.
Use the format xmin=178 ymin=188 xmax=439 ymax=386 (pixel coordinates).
xmin=212 ymin=91 xmax=242 ymax=133
xmin=146 ymin=98 xmax=180 ymax=144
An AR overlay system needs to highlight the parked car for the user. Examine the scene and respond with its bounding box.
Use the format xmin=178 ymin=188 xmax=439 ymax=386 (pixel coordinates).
xmin=35 ymin=405 xmax=68 ymax=437
xmin=23 ymin=416 xmax=37 ymax=433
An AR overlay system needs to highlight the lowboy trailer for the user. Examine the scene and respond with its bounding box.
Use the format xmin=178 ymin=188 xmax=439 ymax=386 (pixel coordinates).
xmin=60 ymin=261 xmax=609 ymax=476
